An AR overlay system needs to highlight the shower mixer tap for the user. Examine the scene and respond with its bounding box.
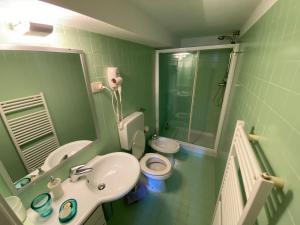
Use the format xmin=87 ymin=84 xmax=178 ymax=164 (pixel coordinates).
xmin=218 ymin=77 xmax=227 ymax=87
xmin=218 ymin=81 xmax=227 ymax=87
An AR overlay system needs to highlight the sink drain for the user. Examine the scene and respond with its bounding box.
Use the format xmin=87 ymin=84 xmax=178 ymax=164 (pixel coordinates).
xmin=98 ymin=183 xmax=106 ymax=190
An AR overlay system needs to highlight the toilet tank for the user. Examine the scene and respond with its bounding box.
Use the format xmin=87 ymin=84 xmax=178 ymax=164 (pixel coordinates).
xmin=118 ymin=112 xmax=144 ymax=150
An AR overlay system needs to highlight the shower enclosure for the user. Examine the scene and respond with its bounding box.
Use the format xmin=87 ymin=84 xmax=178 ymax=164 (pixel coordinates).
xmin=155 ymin=45 xmax=238 ymax=152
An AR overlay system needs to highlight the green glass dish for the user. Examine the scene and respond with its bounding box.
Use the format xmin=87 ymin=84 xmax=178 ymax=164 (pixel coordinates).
xmin=31 ymin=193 xmax=53 ymax=217
xmin=59 ymin=199 xmax=77 ymax=223
xmin=15 ymin=177 xmax=31 ymax=189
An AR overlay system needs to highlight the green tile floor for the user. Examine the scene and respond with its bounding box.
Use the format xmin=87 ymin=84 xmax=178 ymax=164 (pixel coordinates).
xmin=108 ymin=148 xmax=216 ymax=225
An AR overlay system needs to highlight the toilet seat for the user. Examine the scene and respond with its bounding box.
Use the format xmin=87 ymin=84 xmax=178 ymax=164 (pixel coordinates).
xmin=140 ymin=153 xmax=172 ymax=177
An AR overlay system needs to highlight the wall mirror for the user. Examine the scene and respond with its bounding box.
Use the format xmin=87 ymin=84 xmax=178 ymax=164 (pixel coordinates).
xmin=0 ymin=46 xmax=98 ymax=193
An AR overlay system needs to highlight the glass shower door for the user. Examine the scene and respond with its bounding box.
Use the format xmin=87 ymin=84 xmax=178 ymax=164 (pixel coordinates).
xmin=189 ymin=49 xmax=232 ymax=149
xmin=158 ymin=48 xmax=232 ymax=149
xmin=159 ymin=52 xmax=198 ymax=143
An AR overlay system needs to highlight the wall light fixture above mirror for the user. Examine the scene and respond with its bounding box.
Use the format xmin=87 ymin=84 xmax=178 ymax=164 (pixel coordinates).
xmin=10 ymin=22 xmax=54 ymax=36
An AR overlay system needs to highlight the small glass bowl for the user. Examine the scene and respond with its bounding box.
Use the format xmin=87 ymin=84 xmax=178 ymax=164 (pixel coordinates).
xmin=31 ymin=193 xmax=53 ymax=217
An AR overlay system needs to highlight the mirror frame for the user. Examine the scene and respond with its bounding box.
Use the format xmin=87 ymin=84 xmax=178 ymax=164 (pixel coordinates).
xmin=0 ymin=44 xmax=100 ymax=194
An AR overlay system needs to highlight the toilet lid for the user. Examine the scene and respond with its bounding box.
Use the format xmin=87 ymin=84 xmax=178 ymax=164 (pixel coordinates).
xmin=132 ymin=130 xmax=145 ymax=159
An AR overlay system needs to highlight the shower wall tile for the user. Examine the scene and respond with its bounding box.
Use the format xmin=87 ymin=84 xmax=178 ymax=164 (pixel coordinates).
xmin=217 ymin=0 xmax=300 ymax=224
xmin=0 ymin=24 xmax=155 ymax=207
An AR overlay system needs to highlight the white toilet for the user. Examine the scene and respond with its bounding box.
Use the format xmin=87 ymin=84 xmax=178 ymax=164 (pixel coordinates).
xmin=118 ymin=112 xmax=172 ymax=192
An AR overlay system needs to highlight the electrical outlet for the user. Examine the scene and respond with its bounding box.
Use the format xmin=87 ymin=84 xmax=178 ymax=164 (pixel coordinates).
xmin=91 ymin=81 xmax=104 ymax=93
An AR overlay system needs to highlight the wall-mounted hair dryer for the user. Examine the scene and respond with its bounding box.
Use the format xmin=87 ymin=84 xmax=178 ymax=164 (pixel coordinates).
xmin=107 ymin=67 xmax=123 ymax=90
xmin=106 ymin=67 xmax=124 ymax=122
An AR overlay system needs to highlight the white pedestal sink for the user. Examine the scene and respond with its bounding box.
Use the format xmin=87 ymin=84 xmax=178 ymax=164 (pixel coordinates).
xmin=86 ymin=152 xmax=141 ymax=201
xmin=27 ymin=152 xmax=140 ymax=225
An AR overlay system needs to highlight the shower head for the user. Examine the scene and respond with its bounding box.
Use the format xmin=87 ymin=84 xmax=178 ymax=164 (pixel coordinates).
xmin=217 ymin=35 xmax=235 ymax=43
xmin=217 ymin=31 xmax=240 ymax=44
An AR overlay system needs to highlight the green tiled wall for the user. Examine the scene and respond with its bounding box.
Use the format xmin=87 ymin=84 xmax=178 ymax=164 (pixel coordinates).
xmin=217 ymin=0 xmax=300 ymax=224
xmin=0 ymin=25 xmax=155 ymax=207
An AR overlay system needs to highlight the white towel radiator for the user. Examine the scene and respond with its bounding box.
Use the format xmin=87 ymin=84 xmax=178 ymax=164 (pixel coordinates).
xmin=0 ymin=93 xmax=59 ymax=172
xmin=212 ymin=120 xmax=284 ymax=225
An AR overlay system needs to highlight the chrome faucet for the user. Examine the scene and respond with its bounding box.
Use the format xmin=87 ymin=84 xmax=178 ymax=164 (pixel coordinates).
xmin=152 ymin=133 xmax=158 ymax=140
xmin=69 ymin=164 xmax=93 ymax=182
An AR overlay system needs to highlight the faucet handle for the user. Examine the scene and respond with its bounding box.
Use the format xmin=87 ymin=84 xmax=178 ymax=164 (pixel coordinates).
xmin=70 ymin=164 xmax=85 ymax=174
xmin=69 ymin=164 xmax=93 ymax=182
xmin=152 ymin=134 xmax=158 ymax=140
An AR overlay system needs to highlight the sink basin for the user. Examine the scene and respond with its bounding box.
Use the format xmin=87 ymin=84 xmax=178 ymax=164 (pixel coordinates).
xmin=149 ymin=137 xmax=180 ymax=154
xmin=27 ymin=152 xmax=140 ymax=225
xmin=86 ymin=152 xmax=140 ymax=201
xmin=41 ymin=140 xmax=92 ymax=172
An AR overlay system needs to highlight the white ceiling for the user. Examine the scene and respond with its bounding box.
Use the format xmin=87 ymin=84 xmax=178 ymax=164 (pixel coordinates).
xmin=0 ymin=0 xmax=263 ymax=47
xmin=42 ymin=0 xmax=179 ymax=47
xmin=128 ymin=0 xmax=262 ymax=38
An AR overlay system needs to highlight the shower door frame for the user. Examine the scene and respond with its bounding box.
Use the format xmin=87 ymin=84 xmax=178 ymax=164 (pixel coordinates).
xmin=155 ymin=44 xmax=239 ymax=155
